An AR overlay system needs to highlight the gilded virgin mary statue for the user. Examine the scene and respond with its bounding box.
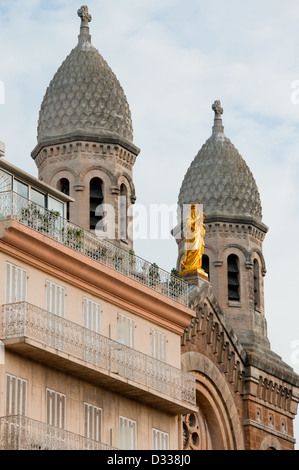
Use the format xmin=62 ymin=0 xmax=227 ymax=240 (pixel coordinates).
xmin=180 ymin=203 xmax=208 ymax=276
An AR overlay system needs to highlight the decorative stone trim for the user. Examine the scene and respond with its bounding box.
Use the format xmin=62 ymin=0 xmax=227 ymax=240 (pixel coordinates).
xmin=257 ymin=376 xmax=293 ymax=412
xmin=243 ymin=419 xmax=295 ymax=444
xmin=182 ymin=351 xmax=245 ymax=450
xmin=182 ymin=295 xmax=246 ymax=394
xmin=33 ymin=141 xmax=138 ymax=171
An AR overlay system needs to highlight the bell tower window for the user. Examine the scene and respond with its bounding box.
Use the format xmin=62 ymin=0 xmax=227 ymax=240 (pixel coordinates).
xmin=90 ymin=178 xmax=103 ymax=230
xmin=57 ymin=178 xmax=70 ymax=220
xmin=227 ymin=254 xmax=240 ymax=301
xmin=202 ymin=254 xmax=209 ymax=277
xmin=253 ymin=259 xmax=260 ymax=310
xmin=119 ymin=184 xmax=127 ymax=240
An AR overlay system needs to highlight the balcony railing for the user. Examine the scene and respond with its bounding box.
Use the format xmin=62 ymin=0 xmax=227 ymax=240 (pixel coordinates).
xmin=0 ymin=415 xmax=116 ymax=450
xmin=1 ymin=302 xmax=196 ymax=407
xmin=0 ymin=191 xmax=188 ymax=306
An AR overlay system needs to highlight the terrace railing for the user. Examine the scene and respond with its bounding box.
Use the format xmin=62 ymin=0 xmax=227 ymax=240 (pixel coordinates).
xmin=1 ymin=302 xmax=196 ymax=407
xmin=0 ymin=414 xmax=116 ymax=450
xmin=0 ymin=191 xmax=188 ymax=306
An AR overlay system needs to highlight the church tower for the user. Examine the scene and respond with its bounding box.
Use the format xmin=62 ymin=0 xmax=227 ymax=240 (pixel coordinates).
xmin=175 ymin=101 xmax=269 ymax=354
xmin=31 ymin=6 xmax=140 ymax=249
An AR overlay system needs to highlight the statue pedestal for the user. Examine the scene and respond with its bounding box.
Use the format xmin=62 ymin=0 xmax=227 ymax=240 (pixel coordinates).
xmin=179 ymin=269 xmax=209 ymax=287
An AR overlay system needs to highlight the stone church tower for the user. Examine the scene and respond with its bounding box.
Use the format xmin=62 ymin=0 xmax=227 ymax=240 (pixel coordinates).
xmin=31 ymin=6 xmax=140 ymax=249
xmin=175 ymin=101 xmax=299 ymax=450
xmin=176 ymin=100 xmax=268 ymax=353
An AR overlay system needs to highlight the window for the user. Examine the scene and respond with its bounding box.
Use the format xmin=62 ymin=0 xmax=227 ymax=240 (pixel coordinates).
xmin=0 ymin=169 xmax=12 ymax=192
xmin=46 ymin=280 xmax=65 ymax=317
xmin=46 ymin=389 xmax=66 ymax=429
xmin=6 ymin=262 xmax=27 ymax=303
xmin=31 ymin=188 xmax=46 ymax=208
xmin=202 ymin=254 xmax=209 ymax=277
xmin=6 ymin=374 xmax=27 ymax=416
xmin=152 ymin=428 xmax=169 ymax=450
xmin=48 ymin=196 xmax=64 ymax=217
xmin=57 ymin=178 xmax=70 ymax=220
xmin=117 ymin=313 xmax=135 ymax=347
xmin=83 ymin=298 xmax=101 ymax=333
xmin=253 ymin=259 xmax=260 ymax=309
xmin=90 ymin=178 xmax=103 ymax=230
xmin=227 ymin=254 xmax=240 ymax=301
xmin=151 ymin=329 xmax=167 ymax=362
xmin=84 ymin=403 xmax=102 ymax=443
xmin=13 ymin=179 xmax=28 ymax=199
xmin=119 ymin=416 xmax=136 ymax=450
xmin=119 ymin=184 xmax=127 ymax=240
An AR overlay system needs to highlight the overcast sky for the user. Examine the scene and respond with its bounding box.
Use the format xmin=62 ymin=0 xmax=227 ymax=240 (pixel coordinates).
xmin=1 ymin=0 xmax=299 ymax=447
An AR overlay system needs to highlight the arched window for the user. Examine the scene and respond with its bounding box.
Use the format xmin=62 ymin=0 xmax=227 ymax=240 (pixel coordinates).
xmin=119 ymin=184 xmax=127 ymax=240
xmin=202 ymin=254 xmax=209 ymax=277
xmin=253 ymin=259 xmax=260 ymax=309
xmin=227 ymin=254 xmax=240 ymax=301
xmin=90 ymin=178 xmax=103 ymax=230
xmin=57 ymin=178 xmax=70 ymax=220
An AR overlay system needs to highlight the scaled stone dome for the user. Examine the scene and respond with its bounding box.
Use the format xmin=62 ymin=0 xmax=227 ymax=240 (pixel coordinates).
xmin=178 ymin=101 xmax=263 ymax=220
xmin=37 ymin=6 xmax=133 ymax=145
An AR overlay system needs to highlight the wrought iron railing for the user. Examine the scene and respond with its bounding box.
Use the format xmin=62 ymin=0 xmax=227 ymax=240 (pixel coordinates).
xmin=1 ymin=302 xmax=196 ymax=406
xmin=0 ymin=415 xmax=116 ymax=450
xmin=0 ymin=191 xmax=188 ymax=306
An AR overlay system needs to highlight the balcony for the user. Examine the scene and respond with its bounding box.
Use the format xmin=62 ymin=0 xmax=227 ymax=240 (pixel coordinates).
xmin=0 ymin=415 xmax=116 ymax=450
xmin=1 ymin=302 xmax=197 ymax=414
xmin=0 ymin=191 xmax=188 ymax=306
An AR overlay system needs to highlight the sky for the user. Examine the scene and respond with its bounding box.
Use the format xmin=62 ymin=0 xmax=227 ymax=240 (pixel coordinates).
xmin=1 ymin=0 xmax=299 ymax=448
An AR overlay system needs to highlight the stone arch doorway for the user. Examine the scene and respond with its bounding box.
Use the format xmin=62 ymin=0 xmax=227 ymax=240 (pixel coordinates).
xmin=181 ymin=352 xmax=244 ymax=450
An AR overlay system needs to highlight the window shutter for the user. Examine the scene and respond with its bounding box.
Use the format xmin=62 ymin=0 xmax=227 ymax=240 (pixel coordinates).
xmin=6 ymin=374 xmax=27 ymax=416
xmin=46 ymin=388 xmax=66 ymax=429
xmin=119 ymin=416 xmax=136 ymax=450
xmin=152 ymin=428 xmax=169 ymax=450
xmin=46 ymin=281 xmax=65 ymax=317
xmin=117 ymin=314 xmax=135 ymax=347
xmin=6 ymin=262 xmax=27 ymax=303
xmin=84 ymin=403 xmax=102 ymax=442
xmin=151 ymin=329 xmax=167 ymax=362
xmin=83 ymin=298 xmax=101 ymax=333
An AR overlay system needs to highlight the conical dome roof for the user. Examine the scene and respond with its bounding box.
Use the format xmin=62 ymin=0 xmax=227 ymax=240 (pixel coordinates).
xmin=37 ymin=6 xmax=133 ymax=145
xmin=178 ymin=101 xmax=263 ymax=221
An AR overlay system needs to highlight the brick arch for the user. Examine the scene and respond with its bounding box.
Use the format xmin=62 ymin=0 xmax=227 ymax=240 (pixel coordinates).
xmin=259 ymin=435 xmax=282 ymax=450
xmin=114 ymin=171 xmax=136 ymax=202
xmin=49 ymin=167 xmax=78 ymax=188
xmin=79 ymin=166 xmax=115 ymax=187
xmin=181 ymin=351 xmax=244 ymax=450
xmin=250 ymin=247 xmax=267 ymax=276
xmin=219 ymin=243 xmax=250 ymax=264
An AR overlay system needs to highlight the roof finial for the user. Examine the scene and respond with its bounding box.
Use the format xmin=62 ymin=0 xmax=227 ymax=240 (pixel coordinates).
xmin=211 ymin=100 xmax=224 ymax=136
xmin=212 ymin=100 xmax=223 ymax=119
xmin=77 ymin=5 xmax=92 ymax=45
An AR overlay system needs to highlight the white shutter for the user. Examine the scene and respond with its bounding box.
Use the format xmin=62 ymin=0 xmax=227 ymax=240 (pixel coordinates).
xmin=151 ymin=329 xmax=167 ymax=362
xmin=46 ymin=281 xmax=65 ymax=317
xmin=84 ymin=403 xmax=102 ymax=442
xmin=6 ymin=374 xmax=27 ymax=416
xmin=46 ymin=388 xmax=66 ymax=429
xmin=152 ymin=428 xmax=169 ymax=450
xmin=117 ymin=314 xmax=135 ymax=347
xmin=119 ymin=416 xmax=136 ymax=450
xmin=83 ymin=298 xmax=101 ymax=333
xmin=5 ymin=262 xmax=27 ymax=303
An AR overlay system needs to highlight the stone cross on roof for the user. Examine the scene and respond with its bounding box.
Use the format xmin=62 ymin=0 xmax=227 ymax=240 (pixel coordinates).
xmin=212 ymin=100 xmax=223 ymax=118
xmin=78 ymin=5 xmax=92 ymax=25
xmin=77 ymin=5 xmax=92 ymax=45
xmin=211 ymin=100 xmax=224 ymax=136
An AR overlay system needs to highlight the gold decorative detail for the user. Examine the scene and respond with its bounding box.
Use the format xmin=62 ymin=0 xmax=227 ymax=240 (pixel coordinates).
xmin=180 ymin=203 xmax=208 ymax=277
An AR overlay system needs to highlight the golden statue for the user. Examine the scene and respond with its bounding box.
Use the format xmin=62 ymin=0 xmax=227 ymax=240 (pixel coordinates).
xmin=180 ymin=203 xmax=208 ymax=277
